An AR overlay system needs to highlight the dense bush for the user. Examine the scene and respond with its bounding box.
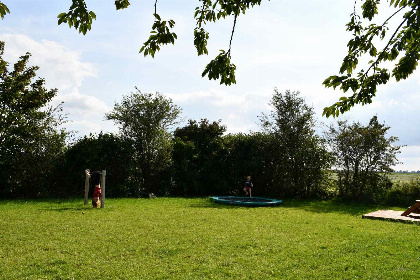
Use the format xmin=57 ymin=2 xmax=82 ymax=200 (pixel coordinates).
xmin=223 ymin=132 xmax=275 ymax=196
xmin=55 ymin=133 xmax=137 ymax=198
xmin=384 ymin=179 xmax=420 ymax=206
xmin=172 ymin=119 xmax=229 ymax=196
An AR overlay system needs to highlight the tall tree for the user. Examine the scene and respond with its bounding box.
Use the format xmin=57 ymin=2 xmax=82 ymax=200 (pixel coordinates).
xmin=106 ymin=89 xmax=181 ymax=194
xmin=327 ymin=116 xmax=401 ymax=202
xmin=0 ymin=41 xmax=67 ymax=198
xmin=260 ymin=89 xmax=331 ymax=198
xmin=324 ymin=0 xmax=420 ymax=117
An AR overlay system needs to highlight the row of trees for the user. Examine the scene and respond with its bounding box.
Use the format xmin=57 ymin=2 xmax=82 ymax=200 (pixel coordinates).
xmin=1 ymin=41 xmax=412 ymax=203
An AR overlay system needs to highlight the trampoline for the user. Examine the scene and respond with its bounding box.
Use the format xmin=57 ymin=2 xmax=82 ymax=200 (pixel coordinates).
xmin=211 ymin=196 xmax=283 ymax=207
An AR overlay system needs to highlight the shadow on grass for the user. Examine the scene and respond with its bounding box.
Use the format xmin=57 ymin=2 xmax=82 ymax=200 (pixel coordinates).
xmin=39 ymin=206 xmax=87 ymax=212
xmin=188 ymin=197 xmax=392 ymax=216
xmin=188 ymin=197 xmax=286 ymax=209
xmin=0 ymin=198 xmax=92 ymax=212
xmin=282 ymin=199 xmax=391 ymax=216
xmin=188 ymin=203 xmax=277 ymax=209
xmin=188 ymin=198 xmax=230 ymax=209
xmin=188 ymin=197 xmax=263 ymax=209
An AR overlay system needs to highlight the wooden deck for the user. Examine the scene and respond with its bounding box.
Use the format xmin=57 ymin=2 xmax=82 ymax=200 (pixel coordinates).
xmin=362 ymin=210 xmax=420 ymax=225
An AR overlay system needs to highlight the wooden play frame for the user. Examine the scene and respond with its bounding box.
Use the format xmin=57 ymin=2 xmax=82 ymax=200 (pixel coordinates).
xmin=84 ymin=170 xmax=106 ymax=208
xmin=401 ymin=200 xmax=420 ymax=216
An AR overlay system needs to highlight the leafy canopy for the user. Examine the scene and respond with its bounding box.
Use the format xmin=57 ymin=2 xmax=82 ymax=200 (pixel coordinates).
xmin=57 ymin=0 xmax=96 ymax=35
xmin=260 ymin=89 xmax=332 ymax=198
xmin=323 ymin=0 xmax=420 ymax=117
xmin=0 ymin=41 xmax=60 ymax=148
xmin=327 ymin=116 xmax=401 ymax=202
xmin=173 ymin=119 xmax=227 ymax=196
xmin=106 ymin=89 xmax=181 ymax=192
xmin=0 ymin=1 xmax=9 ymax=19
xmin=0 ymin=41 xmax=68 ymax=198
xmin=2 ymin=0 xmax=418 ymax=114
xmin=1 ymin=0 xmax=264 ymax=86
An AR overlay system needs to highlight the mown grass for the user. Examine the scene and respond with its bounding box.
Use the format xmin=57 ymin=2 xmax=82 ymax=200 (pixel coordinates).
xmin=0 ymin=198 xmax=418 ymax=279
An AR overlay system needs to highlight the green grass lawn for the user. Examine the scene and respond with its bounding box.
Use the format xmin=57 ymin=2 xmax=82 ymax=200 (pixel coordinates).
xmin=0 ymin=198 xmax=418 ymax=279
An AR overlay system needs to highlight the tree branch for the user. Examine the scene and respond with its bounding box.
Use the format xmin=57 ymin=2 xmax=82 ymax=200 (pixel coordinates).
xmin=227 ymin=3 xmax=240 ymax=57
xmin=197 ymin=1 xmax=208 ymax=27
xmin=380 ymin=5 xmax=406 ymax=28
xmin=361 ymin=13 xmax=409 ymax=82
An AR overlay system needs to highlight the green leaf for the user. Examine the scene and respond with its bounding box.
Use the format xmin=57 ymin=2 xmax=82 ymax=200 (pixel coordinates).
xmin=58 ymin=1 xmax=96 ymax=34
xmin=202 ymin=50 xmax=236 ymax=85
xmin=89 ymin=11 xmax=96 ymax=20
xmin=115 ymin=0 xmax=130 ymax=10
xmin=0 ymin=2 xmax=10 ymax=19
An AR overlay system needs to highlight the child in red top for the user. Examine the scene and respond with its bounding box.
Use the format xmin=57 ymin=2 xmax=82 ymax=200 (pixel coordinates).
xmin=85 ymin=170 xmax=102 ymax=208
xmin=92 ymin=184 xmax=102 ymax=208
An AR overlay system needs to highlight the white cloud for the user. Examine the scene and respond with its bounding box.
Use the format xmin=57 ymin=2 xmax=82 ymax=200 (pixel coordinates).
xmin=0 ymin=34 xmax=97 ymax=92
xmin=167 ymin=88 xmax=271 ymax=116
xmin=56 ymin=88 xmax=112 ymax=118
xmin=0 ymin=33 xmax=112 ymax=135
xmin=393 ymin=145 xmax=420 ymax=171
xmin=167 ymin=89 xmax=246 ymax=110
xmin=166 ymin=88 xmax=274 ymax=134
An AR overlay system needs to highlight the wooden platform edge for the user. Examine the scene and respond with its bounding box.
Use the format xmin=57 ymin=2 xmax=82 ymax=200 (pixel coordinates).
xmin=362 ymin=212 xmax=420 ymax=225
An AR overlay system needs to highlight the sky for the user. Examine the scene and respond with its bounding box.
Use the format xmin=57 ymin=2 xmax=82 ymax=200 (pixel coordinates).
xmin=1 ymin=0 xmax=420 ymax=171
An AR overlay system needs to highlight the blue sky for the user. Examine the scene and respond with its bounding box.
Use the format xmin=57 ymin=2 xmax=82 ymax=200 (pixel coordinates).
xmin=1 ymin=0 xmax=420 ymax=170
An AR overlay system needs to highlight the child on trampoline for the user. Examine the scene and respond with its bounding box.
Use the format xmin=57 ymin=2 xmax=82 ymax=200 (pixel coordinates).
xmin=244 ymin=175 xmax=253 ymax=197
xmin=85 ymin=169 xmax=102 ymax=208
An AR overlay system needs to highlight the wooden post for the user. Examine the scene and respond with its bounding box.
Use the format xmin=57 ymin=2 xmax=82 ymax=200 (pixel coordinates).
xmin=84 ymin=171 xmax=90 ymax=205
xmin=101 ymin=170 xmax=106 ymax=208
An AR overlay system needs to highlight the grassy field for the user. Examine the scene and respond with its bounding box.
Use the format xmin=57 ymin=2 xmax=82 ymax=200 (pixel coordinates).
xmin=389 ymin=172 xmax=420 ymax=183
xmin=329 ymin=172 xmax=420 ymax=183
xmin=0 ymin=198 xmax=419 ymax=279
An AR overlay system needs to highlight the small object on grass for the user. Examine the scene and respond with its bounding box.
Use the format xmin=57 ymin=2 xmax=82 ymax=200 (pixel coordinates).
xmin=82 ymin=211 xmax=85 ymax=215
xmin=149 ymin=193 xmax=156 ymax=198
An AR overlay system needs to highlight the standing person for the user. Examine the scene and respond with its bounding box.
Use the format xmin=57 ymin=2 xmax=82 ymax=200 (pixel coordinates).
xmin=85 ymin=170 xmax=102 ymax=208
xmin=244 ymin=175 xmax=253 ymax=197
